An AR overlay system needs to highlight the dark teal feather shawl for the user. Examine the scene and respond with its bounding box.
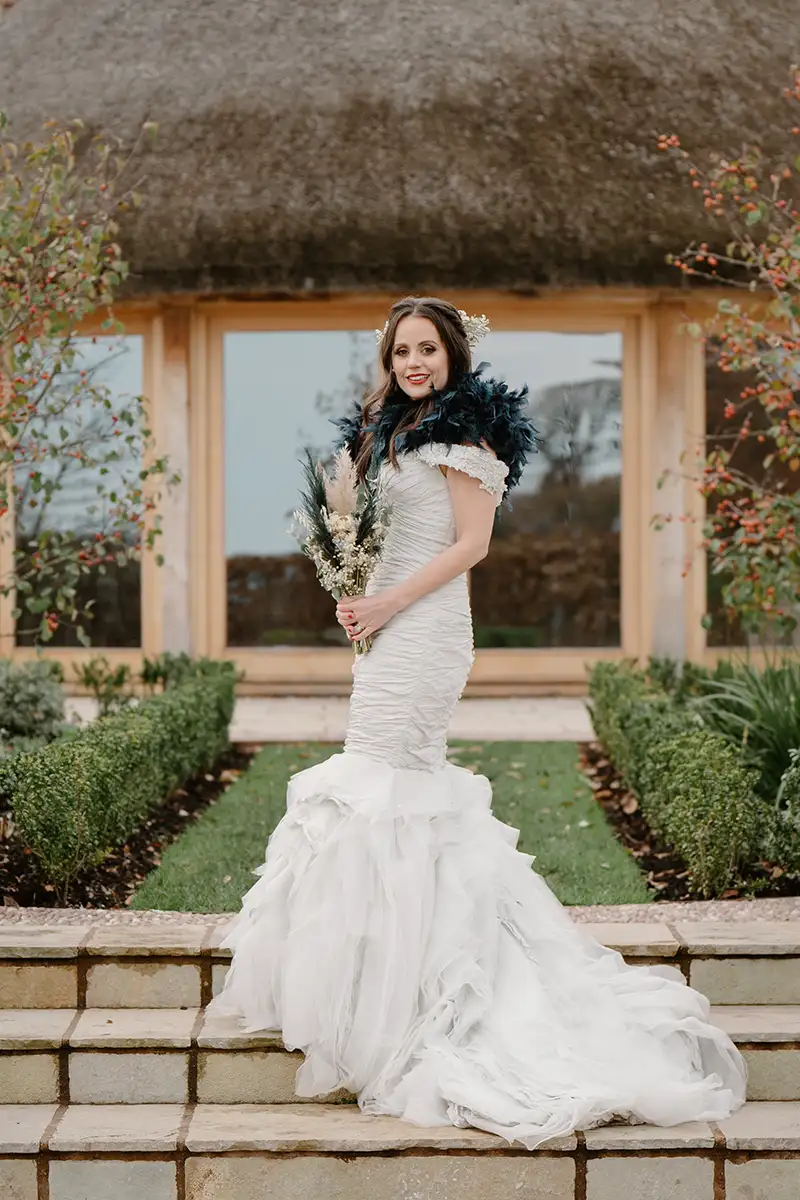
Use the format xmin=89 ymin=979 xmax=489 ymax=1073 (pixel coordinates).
xmin=331 ymin=365 xmax=541 ymax=495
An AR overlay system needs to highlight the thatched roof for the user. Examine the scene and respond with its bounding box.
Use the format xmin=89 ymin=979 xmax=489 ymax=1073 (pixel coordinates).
xmin=1 ymin=0 xmax=797 ymax=296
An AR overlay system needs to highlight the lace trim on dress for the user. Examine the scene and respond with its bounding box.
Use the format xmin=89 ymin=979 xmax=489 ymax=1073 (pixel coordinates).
xmin=414 ymin=443 xmax=509 ymax=504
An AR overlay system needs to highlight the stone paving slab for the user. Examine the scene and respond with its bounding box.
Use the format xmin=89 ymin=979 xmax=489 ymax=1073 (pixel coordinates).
xmin=84 ymin=925 xmax=208 ymax=956
xmin=49 ymin=1103 xmax=184 ymax=1152
xmin=718 ymin=1101 xmax=800 ymax=1150
xmin=0 ymin=1104 xmax=57 ymax=1153
xmin=7 ymin=919 xmax=800 ymax=959
xmin=583 ymin=1120 xmax=715 ymax=1149
xmin=185 ymin=1102 xmax=578 ymax=1153
xmin=197 ymin=1009 xmax=283 ymax=1049
xmin=70 ymin=1008 xmax=198 ymax=1048
xmin=675 ymin=921 xmax=800 ymax=955
xmin=0 ymin=1009 xmax=74 ymax=1049
xmin=0 ymin=927 xmax=90 ymax=957
xmin=579 ymin=922 xmax=680 ymax=957
xmin=711 ymin=1005 xmax=800 ymax=1042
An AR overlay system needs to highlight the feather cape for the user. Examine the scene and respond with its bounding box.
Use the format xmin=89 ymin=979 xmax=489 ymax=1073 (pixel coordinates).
xmin=331 ymin=365 xmax=541 ymax=495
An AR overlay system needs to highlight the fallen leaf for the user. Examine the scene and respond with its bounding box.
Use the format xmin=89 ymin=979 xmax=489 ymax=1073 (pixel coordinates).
xmin=506 ymin=771 xmax=523 ymax=780
xmin=621 ymin=796 xmax=639 ymax=815
xmin=222 ymin=874 xmax=232 ymax=884
xmin=578 ymin=819 xmax=590 ymax=828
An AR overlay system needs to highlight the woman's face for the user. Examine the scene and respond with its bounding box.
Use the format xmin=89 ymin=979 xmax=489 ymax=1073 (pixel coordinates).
xmin=391 ymin=315 xmax=449 ymax=400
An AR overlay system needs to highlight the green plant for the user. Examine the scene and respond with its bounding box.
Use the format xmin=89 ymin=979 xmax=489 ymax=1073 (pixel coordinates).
xmin=764 ymin=749 xmax=800 ymax=874
xmin=659 ymin=70 xmax=800 ymax=641
xmin=588 ymin=661 xmax=765 ymax=897
xmin=4 ymin=669 xmax=235 ymax=900
xmin=588 ymin=661 xmax=699 ymax=794
xmin=73 ymin=655 xmax=133 ymax=716
xmin=645 ymin=656 xmax=736 ymax=705
xmin=140 ymin=651 xmax=196 ymax=692
xmin=0 ymin=658 xmax=66 ymax=743
xmin=639 ymin=731 xmax=762 ymax=897
xmin=692 ymin=658 xmax=800 ymax=800
xmin=0 ymin=111 xmax=179 ymax=645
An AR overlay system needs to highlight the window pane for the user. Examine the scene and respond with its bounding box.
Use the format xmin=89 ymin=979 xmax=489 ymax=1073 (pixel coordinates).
xmin=705 ymin=346 xmax=799 ymax=647
xmin=223 ymin=328 xmax=622 ymax=650
xmin=471 ymin=332 xmax=622 ymax=648
xmin=224 ymin=331 xmax=377 ymax=647
xmin=15 ymin=336 xmax=143 ymax=648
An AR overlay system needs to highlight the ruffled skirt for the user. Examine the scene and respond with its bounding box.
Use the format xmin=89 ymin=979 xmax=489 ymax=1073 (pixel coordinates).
xmin=211 ymin=750 xmax=747 ymax=1149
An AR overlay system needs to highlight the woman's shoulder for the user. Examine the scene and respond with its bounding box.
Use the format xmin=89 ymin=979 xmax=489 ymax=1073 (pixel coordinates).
xmin=402 ymin=366 xmax=541 ymax=492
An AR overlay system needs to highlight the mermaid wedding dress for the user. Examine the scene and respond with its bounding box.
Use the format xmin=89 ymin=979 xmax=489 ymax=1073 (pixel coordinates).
xmin=212 ymin=442 xmax=747 ymax=1149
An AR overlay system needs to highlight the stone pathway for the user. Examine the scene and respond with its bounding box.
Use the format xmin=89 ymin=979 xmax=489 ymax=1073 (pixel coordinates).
xmin=2 ymin=897 xmax=799 ymax=924
xmin=66 ymin=696 xmax=595 ymax=744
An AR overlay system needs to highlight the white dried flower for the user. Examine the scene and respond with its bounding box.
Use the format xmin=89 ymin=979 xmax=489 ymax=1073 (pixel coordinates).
xmin=375 ymin=310 xmax=491 ymax=349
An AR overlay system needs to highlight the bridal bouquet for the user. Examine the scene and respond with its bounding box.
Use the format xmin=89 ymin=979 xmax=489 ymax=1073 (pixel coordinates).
xmin=292 ymin=447 xmax=389 ymax=655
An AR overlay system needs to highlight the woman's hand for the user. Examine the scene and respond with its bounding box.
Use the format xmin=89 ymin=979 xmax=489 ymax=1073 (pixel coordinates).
xmin=336 ymin=590 xmax=400 ymax=642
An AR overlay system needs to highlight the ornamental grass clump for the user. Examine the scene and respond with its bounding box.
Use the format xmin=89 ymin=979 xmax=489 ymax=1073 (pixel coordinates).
xmin=2 ymin=667 xmax=235 ymax=901
xmin=691 ymin=658 xmax=800 ymax=802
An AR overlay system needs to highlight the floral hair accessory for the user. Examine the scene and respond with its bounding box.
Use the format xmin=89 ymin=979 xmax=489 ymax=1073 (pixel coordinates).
xmin=374 ymin=309 xmax=491 ymax=349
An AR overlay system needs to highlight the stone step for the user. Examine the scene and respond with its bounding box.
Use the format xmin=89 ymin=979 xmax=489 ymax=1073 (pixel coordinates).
xmin=1 ymin=1004 xmax=798 ymax=1105
xmin=2 ymin=919 xmax=800 ymax=1009
xmin=0 ymin=1100 xmax=798 ymax=1199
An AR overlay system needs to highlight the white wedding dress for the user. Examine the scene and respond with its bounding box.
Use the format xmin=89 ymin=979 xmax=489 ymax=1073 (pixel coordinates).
xmin=213 ymin=443 xmax=747 ymax=1149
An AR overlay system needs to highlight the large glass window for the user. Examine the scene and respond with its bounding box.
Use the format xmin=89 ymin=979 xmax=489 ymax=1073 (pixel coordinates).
xmin=224 ymin=331 xmax=377 ymax=647
xmin=222 ymin=328 xmax=622 ymax=650
xmin=15 ymin=335 xmax=144 ymax=648
xmin=471 ymin=332 xmax=622 ymax=648
xmin=705 ymin=345 xmax=798 ymax=647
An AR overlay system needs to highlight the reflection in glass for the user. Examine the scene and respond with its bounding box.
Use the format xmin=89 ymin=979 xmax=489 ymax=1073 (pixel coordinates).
xmin=705 ymin=347 xmax=799 ymax=648
xmin=471 ymin=333 xmax=622 ymax=648
xmin=224 ymin=329 xmax=622 ymax=650
xmin=15 ymin=336 xmax=143 ymax=648
xmin=224 ymin=332 xmax=377 ymax=647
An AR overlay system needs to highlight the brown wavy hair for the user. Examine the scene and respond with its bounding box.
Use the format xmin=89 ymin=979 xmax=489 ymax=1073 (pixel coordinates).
xmin=353 ymin=296 xmax=472 ymax=481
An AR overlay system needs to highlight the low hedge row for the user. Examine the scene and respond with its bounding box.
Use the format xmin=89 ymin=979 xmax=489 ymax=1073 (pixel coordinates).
xmin=588 ymin=662 xmax=763 ymax=898
xmin=0 ymin=664 xmax=236 ymax=899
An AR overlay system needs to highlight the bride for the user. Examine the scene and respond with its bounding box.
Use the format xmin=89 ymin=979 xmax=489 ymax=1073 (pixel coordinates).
xmin=212 ymin=295 xmax=747 ymax=1149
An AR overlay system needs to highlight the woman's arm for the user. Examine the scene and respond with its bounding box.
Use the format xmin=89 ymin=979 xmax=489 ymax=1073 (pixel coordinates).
xmin=336 ymin=466 xmax=497 ymax=643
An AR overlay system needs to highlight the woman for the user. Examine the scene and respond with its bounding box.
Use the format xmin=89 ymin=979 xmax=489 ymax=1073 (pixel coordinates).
xmin=212 ymin=296 xmax=746 ymax=1149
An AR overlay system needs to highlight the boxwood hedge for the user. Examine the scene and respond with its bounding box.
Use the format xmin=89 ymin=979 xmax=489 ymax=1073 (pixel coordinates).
xmin=1 ymin=665 xmax=236 ymax=897
xmin=588 ymin=662 xmax=763 ymax=897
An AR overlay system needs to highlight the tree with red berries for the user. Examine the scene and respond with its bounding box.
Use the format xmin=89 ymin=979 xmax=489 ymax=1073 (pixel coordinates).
xmin=659 ymin=69 xmax=800 ymax=643
xmin=0 ymin=112 xmax=177 ymax=644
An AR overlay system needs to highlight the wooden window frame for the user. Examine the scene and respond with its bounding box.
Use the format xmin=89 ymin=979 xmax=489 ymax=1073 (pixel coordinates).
xmin=193 ymin=291 xmax=655 ymax=693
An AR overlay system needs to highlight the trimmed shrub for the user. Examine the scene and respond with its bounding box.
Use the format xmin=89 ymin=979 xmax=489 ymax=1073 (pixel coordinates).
xmin=639 ymin=731 xmax=761 ymax=897
xmin=588 ymin=661 xmax=763 ymax=897
xmin=588 ymin=661 xmax=699 ymax=794
xmin=2 ymin=666 xmax=236 ymax=899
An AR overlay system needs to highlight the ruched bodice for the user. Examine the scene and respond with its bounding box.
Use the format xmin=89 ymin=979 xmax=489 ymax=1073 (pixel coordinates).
xmin=343 ymin=448 xmax=502 ymax=772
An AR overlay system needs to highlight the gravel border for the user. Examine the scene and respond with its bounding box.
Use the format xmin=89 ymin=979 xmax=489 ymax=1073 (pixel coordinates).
xmin=0 ymin=896 xmax=798 ymax=925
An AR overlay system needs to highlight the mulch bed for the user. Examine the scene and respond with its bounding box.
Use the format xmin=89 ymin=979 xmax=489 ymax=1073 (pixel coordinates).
xmin=580 ymin=741 xmax=800 ymax=901
xmin=0 ymin=748 xmax=253 ymax=909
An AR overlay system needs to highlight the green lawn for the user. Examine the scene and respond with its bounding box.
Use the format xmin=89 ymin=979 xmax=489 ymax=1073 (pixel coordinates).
xmin=132 ymin=741 xmax=651 ymax=912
